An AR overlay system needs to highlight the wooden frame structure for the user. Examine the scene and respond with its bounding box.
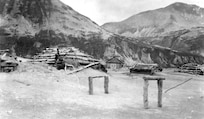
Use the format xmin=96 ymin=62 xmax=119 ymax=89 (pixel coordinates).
xmin=143 ymin=77 xmax=165 ymax=109
xmin=88 ymin=76 xmax=109 ymax=95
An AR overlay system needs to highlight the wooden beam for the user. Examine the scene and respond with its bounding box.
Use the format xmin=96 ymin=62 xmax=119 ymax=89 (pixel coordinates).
xmin=157 ymin=80 xmax=163 ymax=107
xmin=88 ymin=77 xmax=93 ymax=95
xmin=91 ymin=76 xmax=105 ymax=78
xmin=104 ymin=76 xmax=109 ymax=94
xmin=143 ymin=76 xmax=165 ymax=81
xmin=67 ymin=62 xmax=100 ymax=75
xmin=143 ymin=79 xmax=149 ymax=109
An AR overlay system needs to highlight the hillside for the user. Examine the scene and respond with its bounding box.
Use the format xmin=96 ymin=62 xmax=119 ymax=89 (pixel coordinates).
xmin=0 ymin=0 xmax=204 ymax=67
xmin=0 ymin=0 xmax=112 ymax=55
xmin=68 ymin=36 xmax=204 ymax=67
xmin=102 ymin=2 xmax=204 ymax=37
xmin=151 ymin=27 xmax=204 ymax=57
xmin=0 ymin=0 xmax=111 ymax=37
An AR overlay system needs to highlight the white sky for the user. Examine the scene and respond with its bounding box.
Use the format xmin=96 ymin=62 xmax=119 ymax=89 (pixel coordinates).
xmin=60 ymin=0 xmax=204 ymax=25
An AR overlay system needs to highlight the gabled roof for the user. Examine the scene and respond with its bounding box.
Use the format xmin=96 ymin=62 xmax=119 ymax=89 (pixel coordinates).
xmin=106 ymin=57 xmax=123 ymax=64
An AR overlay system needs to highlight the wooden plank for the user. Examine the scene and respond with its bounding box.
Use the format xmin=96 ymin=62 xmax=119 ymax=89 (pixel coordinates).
xmin=143 ymin=77 xmax=165 ymax=80
xmin=0 ymin=59 xmax=1 ymax=72
xmin=104 ymin=76 xmax=109 ymax=94
xmin=88 ymin=77 xmax=93 ymax=95
xmin=91 ymin=76 xmax=105 ymax=78
xmin=0 ymin=49 xmax=9 ymax=52
xmin=67 ymin=62 xmax=100 ymax=75
xmin=157 ymin=80 xmax=163 ymax=107
xmin=143 ymin=79 xmax=149 ymax=109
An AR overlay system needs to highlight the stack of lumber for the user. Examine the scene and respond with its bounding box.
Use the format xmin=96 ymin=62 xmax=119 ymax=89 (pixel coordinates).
xmin=33 ymin=47 xmax=99 ymax=66
xmin=177 ymin=63 xmax=204 ymax=75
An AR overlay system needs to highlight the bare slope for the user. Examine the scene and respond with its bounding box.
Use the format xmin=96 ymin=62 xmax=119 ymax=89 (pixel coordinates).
xmin=151 ymin=27 xmax=204 ymax=57
xmin=0 ymin=0 xmax=111 ymax=37
xmin=102 ymin=2 xmax=204 ymax=37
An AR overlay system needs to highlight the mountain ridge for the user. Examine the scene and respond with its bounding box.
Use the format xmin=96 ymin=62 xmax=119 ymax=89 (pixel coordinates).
xmin=102 ymin=2 xmax=204 ymax=37
xmin=0 ymin=0 xmax=111 ymax=38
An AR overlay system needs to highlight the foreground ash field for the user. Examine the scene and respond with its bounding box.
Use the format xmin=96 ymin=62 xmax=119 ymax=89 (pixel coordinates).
xmin=0 ymin=62 xmax=204 ymax=119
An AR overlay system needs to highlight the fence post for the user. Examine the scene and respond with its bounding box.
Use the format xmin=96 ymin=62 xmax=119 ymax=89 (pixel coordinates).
xmin=104 ymin=76 xmax=109 ymax=94
xmin=157 ymin=79 xmax=163 ymax=107
xmin=143 ymin=78 xmax=149 ymax=109
xmin=88 ymin=77 xmax=93 ymax=95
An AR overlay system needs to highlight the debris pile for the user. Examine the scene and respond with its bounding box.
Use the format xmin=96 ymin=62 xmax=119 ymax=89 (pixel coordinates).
xmin=176 ymin=63 xmax=204 ymax=75
xmin=16 ymin=62 xmax=55 ymax=73
xmin=32 ymin=47 xmax=102 ymax=71
xmin=0 ymin=50 xmax=18 ymax=72
xmin=130 ymin=63 xmax=162 ymax=75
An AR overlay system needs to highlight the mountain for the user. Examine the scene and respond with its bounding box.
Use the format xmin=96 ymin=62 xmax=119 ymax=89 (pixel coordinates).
xmin=0 ymin=0 xmax=204 ymax=67
xmin=102 ymin=2 xmax=204 ymax=37
xmin=0 ymin=0 xmax=112 ymax=56
xmin=0 ymin=0 xmax=111 ymax=38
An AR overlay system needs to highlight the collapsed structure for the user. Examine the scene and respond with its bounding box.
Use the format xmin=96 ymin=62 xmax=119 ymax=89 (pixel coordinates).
xmin=0 ymin=50 xmax=18 ymax=72
xmin=33 ymin=47 xmax=105 ymax=71
xmin=130 ymin=63 xmax=162 ymax=75
xmin=176 ymin=63 xmax=204 ymax=75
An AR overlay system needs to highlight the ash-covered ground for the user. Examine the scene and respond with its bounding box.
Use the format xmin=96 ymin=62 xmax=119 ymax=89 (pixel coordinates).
xmin=0 ymin=62 xmax=204 ymax=119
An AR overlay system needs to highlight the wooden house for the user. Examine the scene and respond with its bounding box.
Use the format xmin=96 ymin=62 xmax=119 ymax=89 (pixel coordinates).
xmin=106 ymin=57 xmax=124 ymax=70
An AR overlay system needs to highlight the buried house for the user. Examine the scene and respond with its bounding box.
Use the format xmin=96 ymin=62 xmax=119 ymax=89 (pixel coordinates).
xmin=106 ymin=57 xmax=124 ymax=70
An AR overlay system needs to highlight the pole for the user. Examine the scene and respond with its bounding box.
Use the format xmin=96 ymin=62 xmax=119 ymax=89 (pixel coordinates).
xmin=157 ymin=80 xmax=163 ymax=107
xmin=143 ymin=79 xmax=149 ymax=109
xmin=88 ymin=77 xmax=93 ymax=95
xmin=104 ymin=76 xmax=109 ymax=94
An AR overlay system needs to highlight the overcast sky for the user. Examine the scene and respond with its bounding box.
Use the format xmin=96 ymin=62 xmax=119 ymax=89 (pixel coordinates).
xmin=60 ymin=0 xmax=204 ymax=25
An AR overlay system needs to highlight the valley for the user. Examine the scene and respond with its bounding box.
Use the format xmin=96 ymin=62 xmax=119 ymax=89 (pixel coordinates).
xmin=0 ymin=0 xmax=204 ymax=118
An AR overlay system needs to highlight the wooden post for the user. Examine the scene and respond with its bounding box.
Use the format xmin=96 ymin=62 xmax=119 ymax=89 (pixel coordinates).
xmin=0 ymin=61 xmax=1 ymax=72
xmin=143 ymin=77 xmax=165 ymax=109
xmin=88 ymin=77 xmax=93 ymax=95
xmin=157 ymin=80 xmax=163 ymax=107
xmin=64 ymin=63 xmax=67 ymax=71
xmin=143 ymin=79 xmax=149 ymax=109
xmin=88 ymin=76 xmax=109 ymax=95
xmin=104 ymin=76 xmax=109 ymax=94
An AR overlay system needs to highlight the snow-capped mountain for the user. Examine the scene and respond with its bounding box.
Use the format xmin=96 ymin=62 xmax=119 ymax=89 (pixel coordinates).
xmin=102 ymin=2 xmax=204 ymax=37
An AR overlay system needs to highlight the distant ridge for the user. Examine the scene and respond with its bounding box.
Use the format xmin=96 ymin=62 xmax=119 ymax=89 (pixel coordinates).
xmin=102 ymin=2 xmax=204 ymax=37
